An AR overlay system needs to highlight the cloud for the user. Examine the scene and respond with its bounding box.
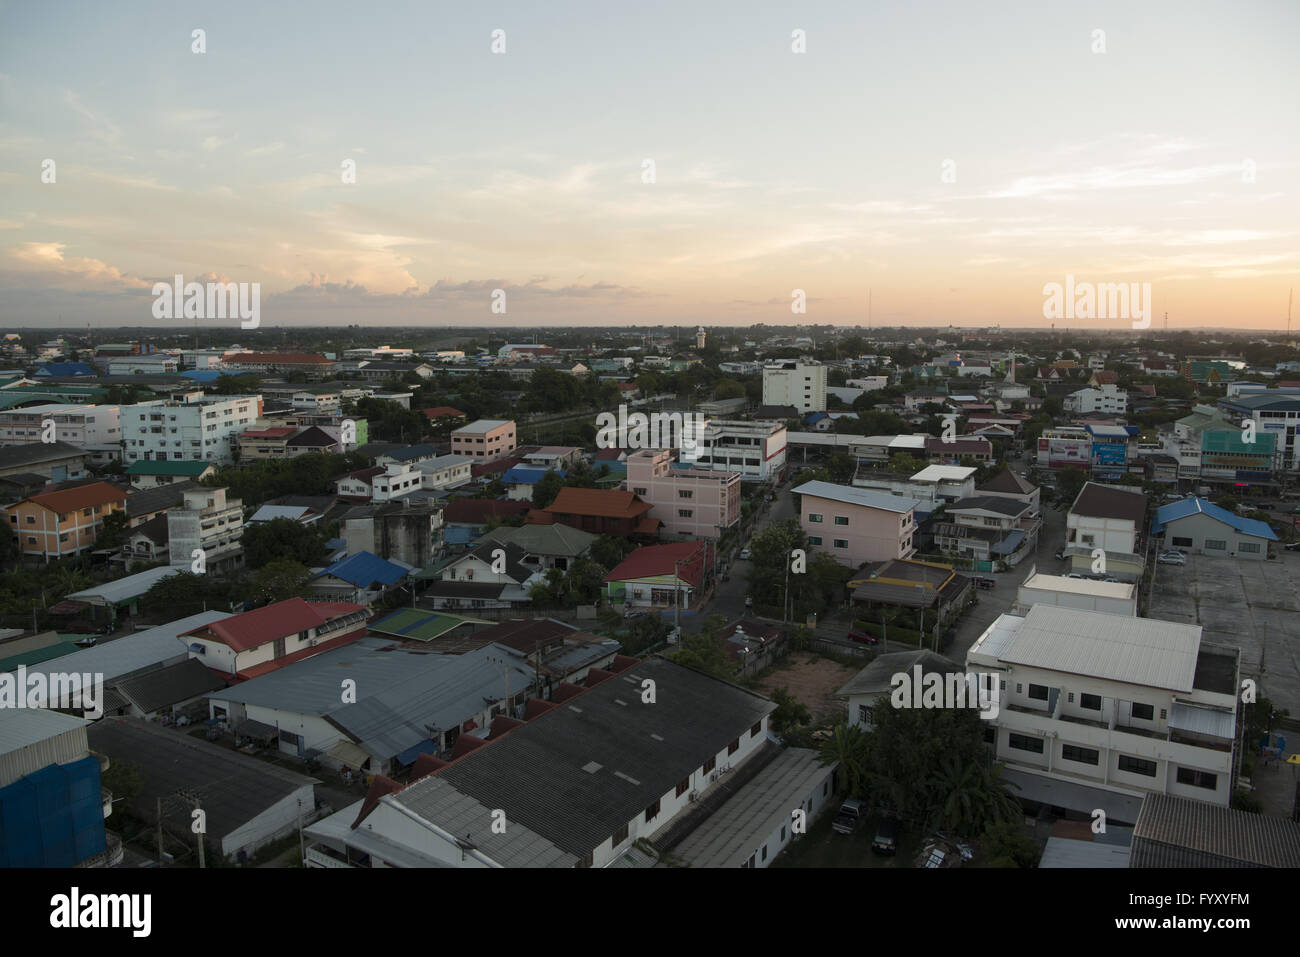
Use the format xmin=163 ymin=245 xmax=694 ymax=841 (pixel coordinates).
xmin=3 ymin=242 xmax=151 ymax=289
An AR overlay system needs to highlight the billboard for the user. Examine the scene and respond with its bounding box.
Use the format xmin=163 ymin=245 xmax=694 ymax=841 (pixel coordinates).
xmin=1040 ymin=436 xmax=1091 ymax=468
xmin=1092 ymin=442 xmax=1127 ymax=466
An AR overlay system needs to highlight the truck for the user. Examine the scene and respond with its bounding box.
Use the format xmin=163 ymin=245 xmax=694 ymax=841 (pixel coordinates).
xmin=832 ymin=798 xmax=865 ymax=835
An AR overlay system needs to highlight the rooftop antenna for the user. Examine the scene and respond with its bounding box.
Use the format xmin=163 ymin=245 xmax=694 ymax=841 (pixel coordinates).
xmin=1288 ymin=288 xmax=1293 ymax=340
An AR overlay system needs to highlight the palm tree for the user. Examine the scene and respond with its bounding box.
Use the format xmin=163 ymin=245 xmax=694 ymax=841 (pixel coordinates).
xmin=930 ymin=752 xmax=1021 ymax=836
xmin=818 ymin=722 xmax=870 ymax=798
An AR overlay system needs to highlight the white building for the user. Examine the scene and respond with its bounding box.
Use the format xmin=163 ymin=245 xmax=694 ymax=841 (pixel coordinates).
xmin=1064 ymin=384 xmax=1128 ymax=416
xmin=695 ymin=419 xmax=788 ymax=483
xmin=851 ymin=464 xmax=975 ymax=509
xmin=968 ymin=606 xmax=1239 ymax=814
xmin=167 ymin=486 xmax=244 ymax=572
xmin=763 ymin=360 xmax=827 ymax=414
xmin=416 ymin=453 xmax=473 ymax=490
xmin=122 ymin=392 xmax=261 ymax=465
xmin=1013 ymin=570 xmax=1137 ymax=617
xmin=0 ymin=403 xmax=122 ymax=463
xmin=106 ymin=354 xmax=179 ymax=375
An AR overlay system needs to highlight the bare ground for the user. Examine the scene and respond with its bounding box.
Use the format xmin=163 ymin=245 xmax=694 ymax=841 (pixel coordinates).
xmin=756 ymin=654 xmax=860 ymax=724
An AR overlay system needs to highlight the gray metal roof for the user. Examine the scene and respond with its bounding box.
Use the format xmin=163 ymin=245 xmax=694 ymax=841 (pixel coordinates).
xmin=17 ymin=611 xmax=230 ymax=684
xmin=673 ymin=748 xmax=833 ymax=867
xmin=995 ymin=605 xmax=1201 ymax=692
xmin=86 ymin=718 xmax=318 ymax=846
xmin=836 ymin=650 xmax=964 ymax=698
xmin=792 ymin=480 xmax=917 ymax=513
xmin=114 ymin=658 xmax=225 ymax=715
xmin=394 ymin=656 xmax=776 ymax=861
xmin=1131 ymin=793 xmax=1300 ymax=868
xmin=209 ymin=637 xmax=535 ymax=760
xmin=1039 ymin=836 xmax=1132 ymax=868
xmin=0 ymin=707 xmax=88 ymax=754
xmin=125 ymin=481 xmax=196 ymax=518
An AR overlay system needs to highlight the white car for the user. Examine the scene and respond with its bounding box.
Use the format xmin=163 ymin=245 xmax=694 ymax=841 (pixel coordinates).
xmin=1157 ymin=551 xmax=1187 ymax=565
xmin=739 ymin=548 xmax=752 ymax=560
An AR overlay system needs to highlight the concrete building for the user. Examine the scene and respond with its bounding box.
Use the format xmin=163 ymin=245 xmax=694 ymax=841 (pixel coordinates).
xmin=106 ymin=354 xmax=178 ymax=375
xmin=794 ymin=480 xmax=917 ymax=568
xmin=1064 ymin=384 xmax=1129 ymax=416
xmin=625 ymin=448 xmax=741 ymax=540
xmin=122 ymin=392 xmax=262 ymax=465
xmin=451 ymin=418 xmax=517 ymax=462
xmin=694 ymin=419 xmax=788 ymax=483
xmin=1152 ymin=497 xmax=1278 ymax=560
xmin=4 ymin=481 xmax=127 ymax=562
xmin=341 ymin=501 xmax=443 ymax=568
xmin=933 ymin=496 xmax=1039 ymax=565
xmin=762 ymin=360 xmax=827 ymax=414
xmin=1065 ymin=482 xmax=1148 ymax=579
xmin=167 ymin=486 xmax=244 ymax=573
xmin=967 ymin=606 xmax=1239 ymax=816
xmin=602 ymin=540 xmax=713 ymax=610
xmin=0 ymin=440 xmax=90 ymax=484
xmin=851 ymin=464 xmax=976 ymax=513
xmin=415 ymin=453 xmax=473 ymax=490
xmin=0 ymin=404 xmax=122 ymax=463
xmin=1014 ymin=570 xmax=1137 ymax=617
xmin=220 ymin=352 xmax=334 ymax=378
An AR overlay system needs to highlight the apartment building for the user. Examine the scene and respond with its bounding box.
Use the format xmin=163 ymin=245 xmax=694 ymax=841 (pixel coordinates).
xmin=1218 ymin=388 xmax=1300 ymax=472
xmin=694 ymin=419 xmax=788 ymax=483
xmin=167 ymin=486 xmax=244 ymax=573
xmin=794 ymin=480 xmax=917 ymax=567
xmin=851 ymin=464 xmax=976 ymax=512
xmin=1064 ymin=384 xmax=1128 ymax=416
xmin=0 ymin=403 xmax=122 ymax=463
xmin=4 ymin=481 xmax=128 ymax=562
xmin=416 ymin=453 xmax=473 ymax=490
xmin=451 ymin=418 xmax=517 ymax=461
xmin=122 ymin=393 xmax=262 ymax=465
xmin=967 ymin=606 xmax=1239 ymax=816
xmin=220 ymin=352 xmax=335 ymax=378
xmin=105 ymin=354 xmax=178 ymax=375
xmin=762 ymin=360 xmax=827 ymax=414
xmin=1065 ymin=482 xmax=1147 ymax=579
xmin=625 ymin=448 xmax=741 ymax=540
xmin=933 ymin=496 xmax=1038 ymax=563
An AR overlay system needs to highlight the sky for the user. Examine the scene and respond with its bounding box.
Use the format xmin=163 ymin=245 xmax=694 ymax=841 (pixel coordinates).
xmin=1 ymin=0 xmax=1297 ymax=331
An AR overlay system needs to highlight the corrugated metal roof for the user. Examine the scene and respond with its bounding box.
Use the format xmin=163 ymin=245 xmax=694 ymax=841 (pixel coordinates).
xmin=66 ymin=565 xmax=183 ymax=605
xmin=1151 ymin=497 xmax=1277 ymax=540
xmin=0 ymin=708 xmax=88 ymax=754
xmin=792 ymin=480 xmax=917 ymax=513
xmin=1132 ymin=793 xmax=1300 ymax=868
xmin=996 ymin=605 xmax=1201 ymax=692
xmin=1168 ymin=702 xmax=1234 ymax=739
xmin=18 ymin=611 xmax=229 ymax=683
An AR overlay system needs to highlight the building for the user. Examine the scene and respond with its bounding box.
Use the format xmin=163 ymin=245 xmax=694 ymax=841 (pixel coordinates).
xmin=603 ymin=540 xmax=713 ymax=610
xmin=763 ymin=360 xmax=827 ymax=414
xmin=209 ymin=637 xmax=538 ymax=776
xmin=694 ymin=419 xmax=788 ymax=483
xmin=122 ymin=393 xmax=262 ymax=465
xmin=302 ymin=655 xmax=776 ymax=868
xmin=851 ymin=464 xmax=976 ymax=513
xmin=0 ymin=709 xmax=113 ymax=867
xmin=1014 ymin=571 xmax=1137 ymax=617
xmin=624 ymin=448 xmax=741 ymax=540
xmin=167 ymin=486 xmax=244 ymax=573
xmin=847 ymin=560 xmax=972 ymax=632
xmin=1151 ymin=497 xmax=1278 ymax=560
xmin=967 ymin=606 xmax=1240 ymax=815
xmin=416 ymin=453 xmax=473 ymax=490
xmin=0 ymin=441 xmax=90 ymax=484
xmin=311 ymin=550 xmax=410 ymax=605
xmin=1085 ymin=424 xmax=1133 ymax=480
xmin=422 ymin=540 xmax=541 ymax=611
xmin=924 ymin=436 xmax=994 ymax=465
xmin=528 ymin=487 xmax=660 ymax=537
xmin=794 ymin=480 xmax=917 ymax=567
xmin=0 ymin=403 xmax=122 ymax=463
xmin=124 ymin=458 xmax=216 ymax=489
xmin=479 ymin=522 xmax=597 ymax=573
xmin=237 ymin=426 xmax=298 ymax=459
xmin=1037 ymin=426 xmax=1092 ymax=470
xmin=837 ymin=649 xmax=965 ymax=730
xmin=340 ymin=501 xmax=442 ymax=568
xmin=105 ymin=354 xmax=178 ymax=375
xmin=977 ymin=469 xmax=1041 ymax=514
xmin=221 ymin=352 xmax=334 ymax=378
xmin=4 ymin=481 xmax=128 ymax=562
xmin=451 ymin=419 xmax=517 ymax=461
xmin=1064 ymin=384 xmax=1128 ymax=416
xmin=1066 ymin=482 xmax=1147 ymax=579
xmin=1129 ymin=793 xmax=1300 ymax=868
xmin=933 ymin=496 xmax=1039 ymax=565
xmin=1218 ymin=389 xmax=1300 ymax=472
xmin=182 ymin=598 xmax=370 ymax=681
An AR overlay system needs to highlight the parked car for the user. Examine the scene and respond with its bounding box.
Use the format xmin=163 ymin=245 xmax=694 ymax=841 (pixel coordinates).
xmin=1157 ymin=551 xmax=1187 ymax=565
xmin=739 ymin=547 xmax=752 ymax=560
xmin=975 ymin=577 xmax=996 ymax=590
xmin=1065 ymin=572 xmax=1084 ymax=579
xmin=1284 ymin=541 xmax=1300 ymax=551
xmin=847 ymin=629 xmax=879 ymax=645
xmin=832 ymin=799 xmax=865 ymax=835
xmin=871 ymin=817 xmax=899 ymax=855
xmin=1053 ymin=548 xmax=1065 ymax=560
xmin=744 ymin=595 xmax=753 ymax=607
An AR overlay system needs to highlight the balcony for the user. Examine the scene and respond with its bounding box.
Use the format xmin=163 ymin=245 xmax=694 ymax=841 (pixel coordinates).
xmin=102 ymin=787 xmax=113 ymax=819
xmin=305 ymin=844 xmax=352 ymax=868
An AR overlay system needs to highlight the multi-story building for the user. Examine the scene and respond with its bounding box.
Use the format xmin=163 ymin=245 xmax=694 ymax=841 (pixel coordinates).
xmin=122 ymin=392 xmax=262 ymax=465
xmin=794 ymin=480 xmax=917 ymax=568
xmin=1064 ymin=482 xmax=1147 ymax=580
xmin=0 ymin=403 xmax=122 ymax=463
xmin=625 ymin=448 xmax=741 ymax=540
xmin=105 ymin=354 xmax=178 ymax=375
xmin=220 ymin=352 xmax=335 ymax=378
xmin=933 ymin=496 xmax=1039 ymax=564
xmin=415 ymin=453 xmax=473 ymax=490
xmin=694 ymin=419 xmax=787 ymax=483
xmin=451 ymin=418 xmax=517 ymax=461
xmin=763 ymin=360 xmax=827 ymax=414
xmin=1064 ymin=384 xmax=1128 ymax=416
xmin=5 ymin=481 xmax=127 ymax=562
xmin=851 ymin=464 xmax=976 ymax=512
xmin=167 ymin=486 xmax=244 ymax=573
xmin=1218 ymin=388 xmax=1300 ymax=473
xmin=1037 ymin=426 xmax=1092 ymax=469
xmin=967 ymin=606 xmax=1239 ymax=816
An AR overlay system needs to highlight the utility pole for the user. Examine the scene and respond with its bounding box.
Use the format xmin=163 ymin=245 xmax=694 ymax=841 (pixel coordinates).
xmin=157 ymin=797 xmax=164 ymax=864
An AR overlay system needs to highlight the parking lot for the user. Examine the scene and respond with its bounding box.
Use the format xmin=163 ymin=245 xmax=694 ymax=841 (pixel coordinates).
xmin=1148 ymin=550 xmax=1300 ymax=716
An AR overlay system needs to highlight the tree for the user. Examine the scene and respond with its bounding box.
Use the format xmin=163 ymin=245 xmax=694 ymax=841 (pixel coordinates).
xmin=818 ymin=722 xmax=870 ymax=799
xmin=1056 ymin=466 xmax=1088 ymax=506
xmin=669 ymin=615 xmax=732 ymax=679
xmin=769 ymin=687 xmax=812 ymax=738
xmin=249 ymin=559 xmax=313 ymax=606
xmin=531 ymin=472 xmax=565 ymax=509
xmin=93 ymin=511 xmax=129 ymax=551
xmin=241 ymin=519 xmax=327 ymax=568
xmin=589 ymin=534 xmax=635 ymax=571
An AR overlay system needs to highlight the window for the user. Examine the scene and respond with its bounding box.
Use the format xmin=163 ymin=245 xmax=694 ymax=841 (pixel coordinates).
xmin=780 ymin=826 xmax=786 ymax=841
xmin=1008 ymin=733 xmax=1044 ymax=754
xmin=833 ymin=539 xmax=849 ymax=549
xmin=808 ymin=536 xmax=822 ymax=546
xmin=1118 ymin=755 xmax=1157 ymax=777
xmin=279 ymin=729 xmax=301 ymax=748
xmin=676 ymin=777 xmax=690 ymax=797
xmin=751 ymin=720 xmax=762 ymax=737
xmin=1176 ymin=768 xmax=1217 ymax=790
xmin=678 ymin=490 xmax=693 ymax=499
xmin=613 ymin=823 xmax=629 ymax=846
xmin=645 ymin=799 xmax=660 ymax=822
xmin=1131 ymin=703 xmax=1154 ymax=721
xmin=1170 ymin=536 xmax=1193 ymax=547
xmin=761 ymin=845 xmax=767 ymax=862
xmin=983 ymin=726 xmax=996 ymax=745
xmin=1062 ymin=745 xmax=1100 ymax=765
xmin=703 ymin=756 xmax=715 ymax=775
xmin=808 ymin=513 xmax=823 ymax=523
xmin=1240 ymin=542 xmax=1260 ymax=553
xmin=678 ymin=509 xmax=693 ymax=518
xmin=1028 ymin=684 xmax=1049 ymax=701
xmin=633 ymin=487 xmax=647 ymax=496
xmin=727 ymin=738 xmax=739 ymax=755
xmin=1204 ymin=539 xmax=1226 ymax=551
xmin=834 ymin=516 xmax=849 ymax=526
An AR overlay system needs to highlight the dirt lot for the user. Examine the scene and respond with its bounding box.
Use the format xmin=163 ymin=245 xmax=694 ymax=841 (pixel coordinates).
xmin=756 ymin=654 xmax=861 ymax=724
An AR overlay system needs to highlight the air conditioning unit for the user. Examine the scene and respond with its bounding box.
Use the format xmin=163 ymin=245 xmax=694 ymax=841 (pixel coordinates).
xmin=688 ymin=791 xmax=700 ymax=803
xmin=708 ymin=772 xmax=719 ymax=783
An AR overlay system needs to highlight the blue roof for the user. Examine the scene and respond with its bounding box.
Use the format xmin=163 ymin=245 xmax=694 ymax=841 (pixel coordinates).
xmin=317 ymin=550 xmax=409 ymax=587
xmin=805 ymin=412 xmax=829 ymax=424
xmin=1152 ymin=498 xmax=1278 ymax=540
xmin=33 ymin=362 xmax=96 ymax=377
xmin=180 ymin=369 xmax=222 ymax=382
xmin=503 ymin=466 xmax=561 ymax=484
xmin=991 ymin=529 xmax=1026 ymax=555
xmin=442 ymin=526 xmax=477 ymax=545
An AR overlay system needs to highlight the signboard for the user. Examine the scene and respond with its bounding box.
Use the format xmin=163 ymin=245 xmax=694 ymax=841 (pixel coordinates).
xmin=1092 ymin=443 xmax=1127 ymax=466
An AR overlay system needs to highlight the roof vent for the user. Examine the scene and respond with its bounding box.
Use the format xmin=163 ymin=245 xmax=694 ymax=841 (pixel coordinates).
xmin=581 ymin=761 xmax=602 ymax=774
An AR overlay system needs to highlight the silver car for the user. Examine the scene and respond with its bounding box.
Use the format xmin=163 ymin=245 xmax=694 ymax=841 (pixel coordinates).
xmin=1157 ymin=551 xmax=1187 ymax=565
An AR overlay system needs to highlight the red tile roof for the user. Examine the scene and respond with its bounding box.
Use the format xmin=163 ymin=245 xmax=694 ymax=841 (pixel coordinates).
xmin=183 ymin=597 xmax=366 ymax=653
xmin=21 ymin=481 xmax=126 ymax=513
xmin=421 ymin=406 xmax=466 ymax=420
xmin=536 ymin=487 xmax=652 ymax=520
xmin=604 ymin=541 xmax=712 ymax=587
xmin=443 ymin=498 xmax=531 ymax=524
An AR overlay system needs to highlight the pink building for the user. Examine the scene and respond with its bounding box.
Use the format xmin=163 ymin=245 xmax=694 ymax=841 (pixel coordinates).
xmin=451 ymin=418 xmax=517 ymax=462
xmin=794 ymin=480 xmax=917 ymax=568
xmin=625 ymin=449 xmax=741 ymax=540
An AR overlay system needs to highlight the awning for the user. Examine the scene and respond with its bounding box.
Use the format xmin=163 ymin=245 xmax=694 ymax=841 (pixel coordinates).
xmin=48 ymin=600 xmax=90 ymax=615
xmin=394 ymin=739 xmax=438 ymax=765
xmin=991 ymin=530 xmax=1026 ymax=555
xmin=327 ymin=739 xmax=371 ymax=769
xmin=235 ymin=719 xmax=278 ymax=744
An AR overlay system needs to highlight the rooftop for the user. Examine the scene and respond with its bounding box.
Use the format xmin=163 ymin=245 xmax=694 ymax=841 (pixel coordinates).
xmin=1131 ymin=793 xmax=1300 ymax=868
xmin=1070 ymin=482 xmax=1147 ymax=524
xmin=792 ymin=480 xmax=917 ymax=514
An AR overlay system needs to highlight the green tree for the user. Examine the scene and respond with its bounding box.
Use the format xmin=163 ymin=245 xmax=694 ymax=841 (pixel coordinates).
xmin=1056 ymin=466 xmax=1088 ymax=506
xmin=669 ymin=614 xmax=732 ymax=679
xmin=249 ymin=559 xmax=313 ymax=606
xmin=769 ymin=687 xmax=812 ymax=738
xmin=242 ymin=518 xmax=327 ymax=568
xmin=818 ymin=722 xmax=870 ymax=799
xmin=93 ymin=511 xmax=129 ymax=551
xmin=532 ymin=471 xmax=566 ymax=510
